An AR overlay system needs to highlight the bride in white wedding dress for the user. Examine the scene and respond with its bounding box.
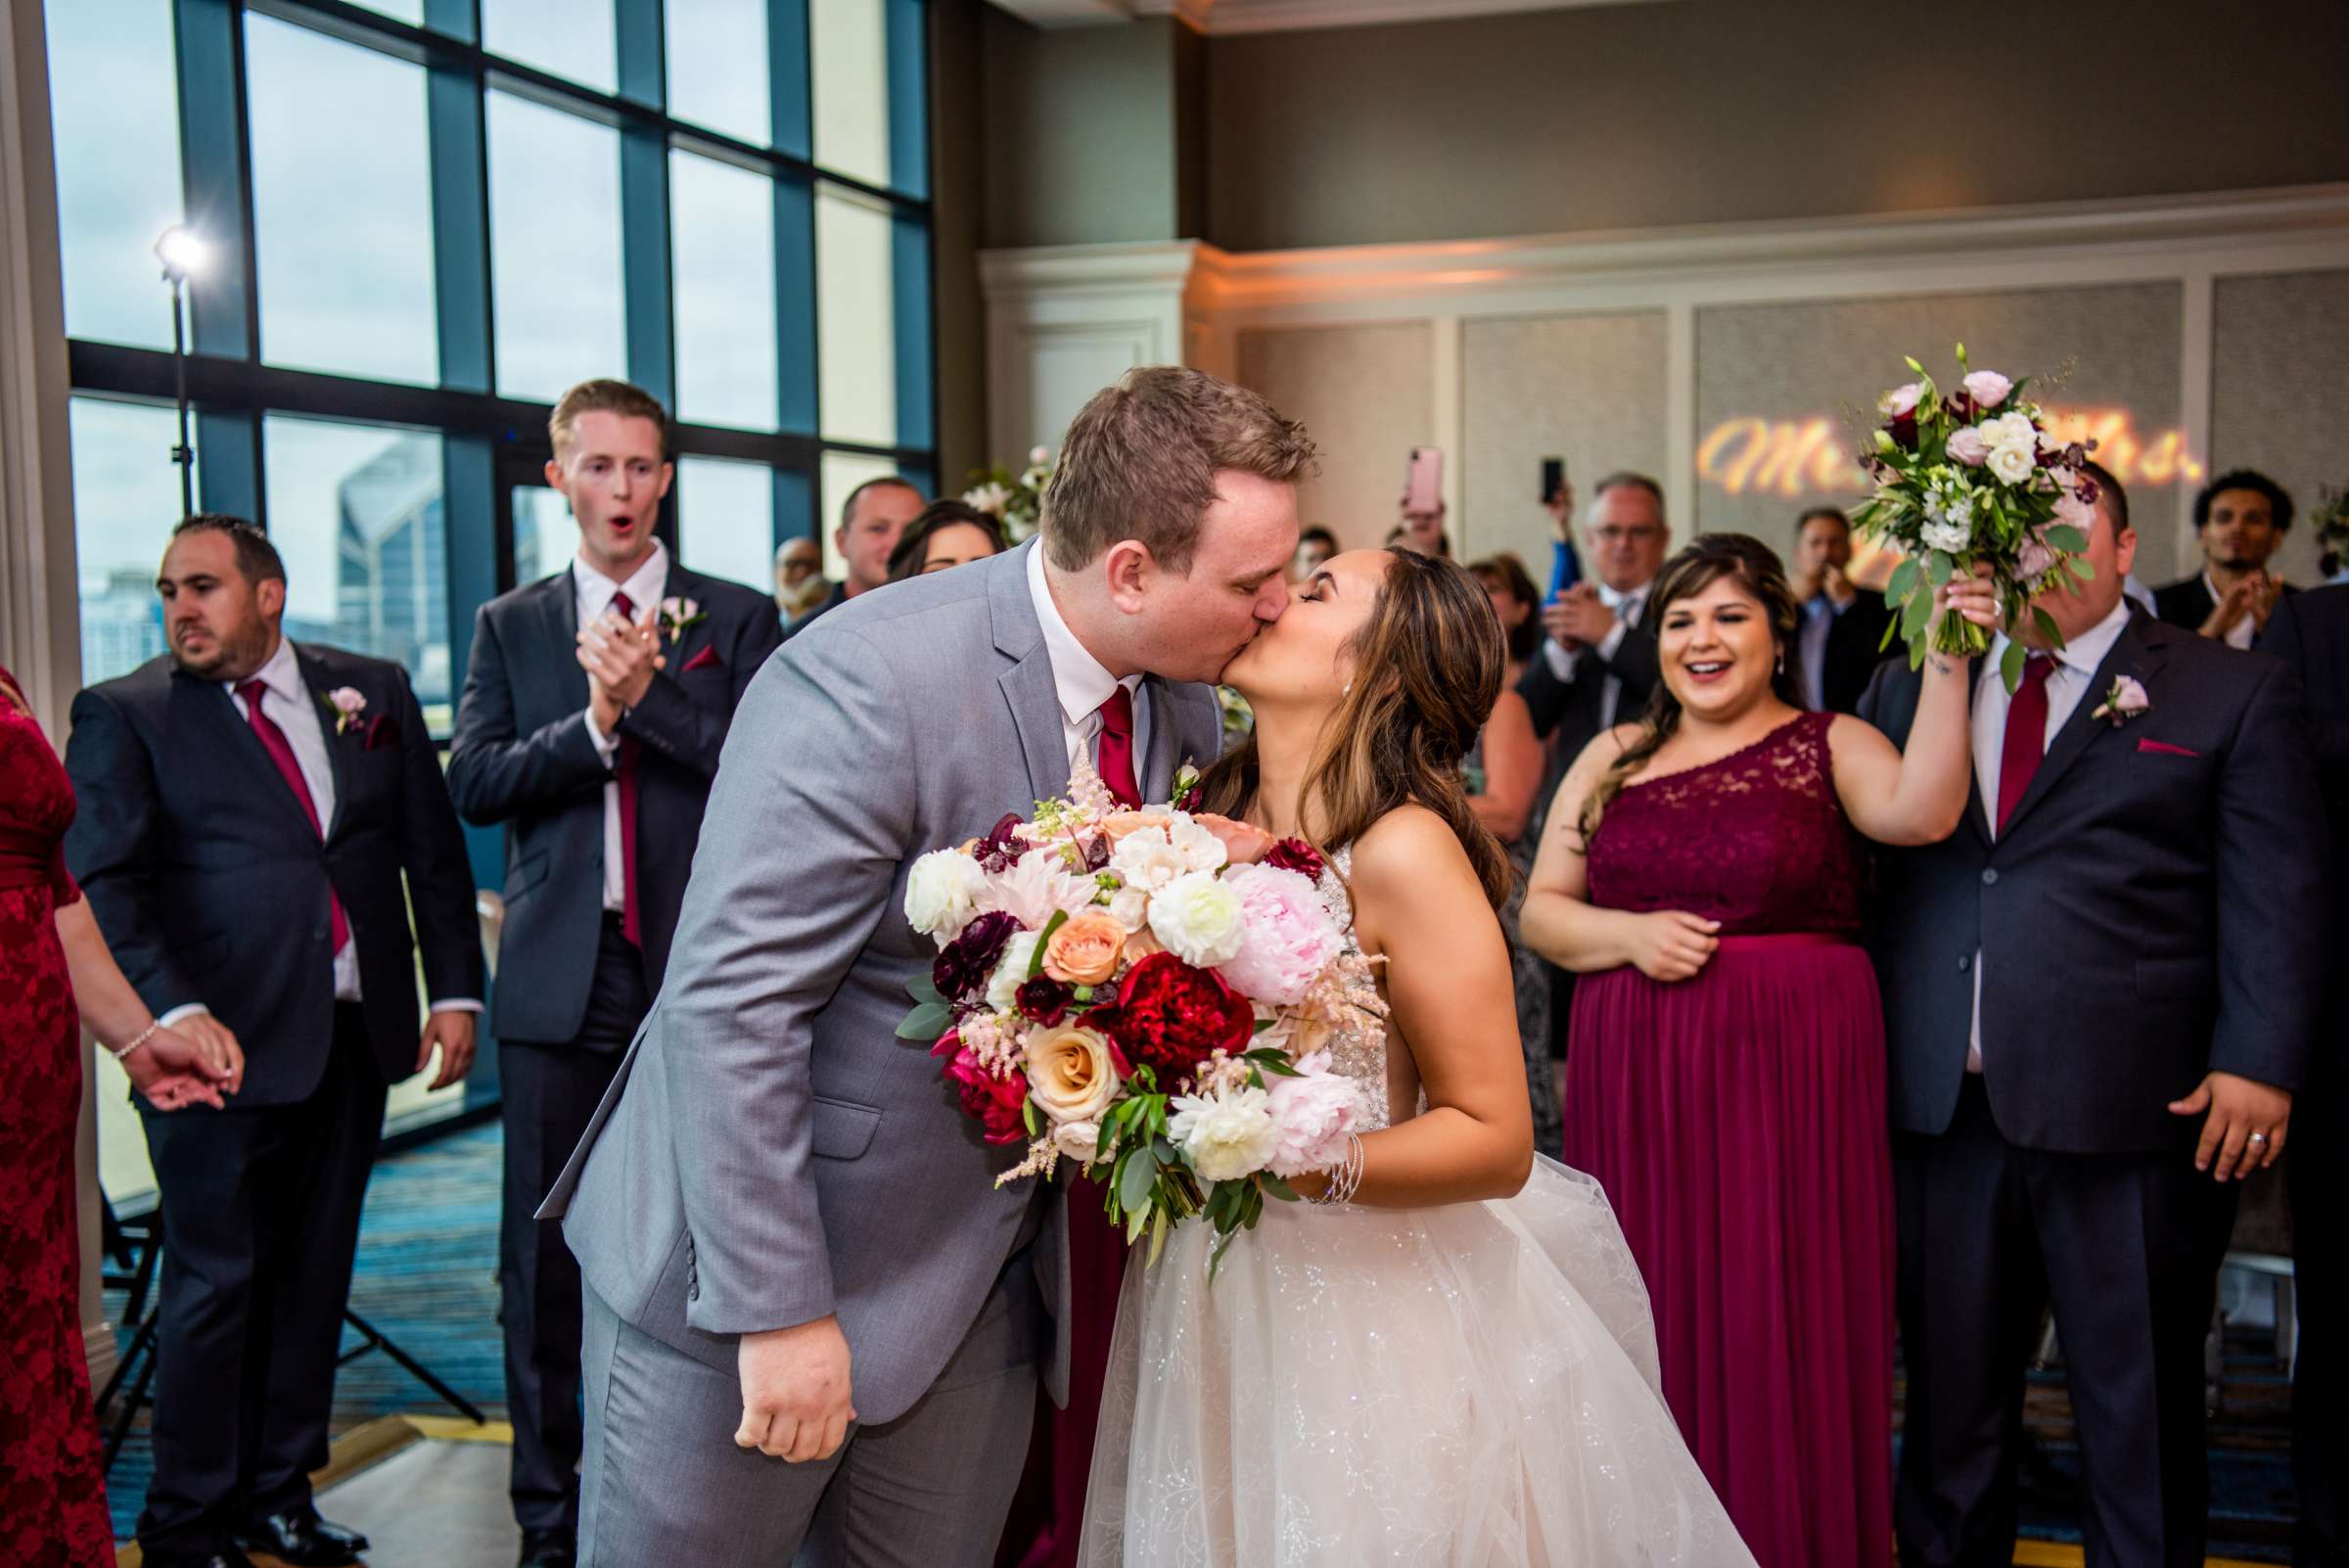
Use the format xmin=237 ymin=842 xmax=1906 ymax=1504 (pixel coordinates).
xmin=1081 ymin=547 xmax=1754 ymax=1568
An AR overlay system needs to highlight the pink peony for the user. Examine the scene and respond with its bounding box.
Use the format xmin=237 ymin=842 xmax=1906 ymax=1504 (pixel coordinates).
xmin=1945 ymin=426 xmax=1992 ymax=466
xmin=1264 ymin=1051 xmax=1361 ymax=1178
xmin=1213 ymin=864 xmax=1345 ymax=1006
xmin=1961 ymin=370 xmax=2013 ymax=409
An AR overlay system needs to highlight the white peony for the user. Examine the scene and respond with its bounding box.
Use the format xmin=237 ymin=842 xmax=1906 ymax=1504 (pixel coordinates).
xmin=904 ymin=850 xmax=989 ymax=947
xmin=1164 ymin=813 xmax=1231 ymax=874
xmin=1984 ymin=411 xmax=2038 ymax=451
xmin=980 ymin=850 xmax=1099 ymax=933
xmin=1169 ymin=1082 xmax=1280 ymax=1182
xmin=1148 ymin=870 xmax=1248 ymax=967
xmin=986 ymin=931 xmax=1042 ymax=1013
xmin=1109 ymin=830 xmax=1192 ymax=894
xmin=1986 ymin=442 xmax=2036 ymax=485
xmin=1107 ymin=884 xmax=1151 ymax=932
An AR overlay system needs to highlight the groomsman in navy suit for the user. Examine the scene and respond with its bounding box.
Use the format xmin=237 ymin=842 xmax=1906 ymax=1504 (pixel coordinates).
xmin=2261 ymin=582 xmax=2349 ymax=1567
xmin=67 ymin=515 xmax=484 ymax=1568
xmin=447 ymin=379 xmax=783 ymax=1568
xmin=1862 ymin=463 xmax=2325 ymax=1568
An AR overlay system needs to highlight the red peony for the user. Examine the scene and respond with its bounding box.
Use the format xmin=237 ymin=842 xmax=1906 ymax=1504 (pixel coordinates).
xmin=1264 ymin=838 xmax=1325 ymax=882
xmin=1101 ymin=950 xmax=1253 ymax=1080
xmin=935 ymin=1034 xmax=1032 ymax=1144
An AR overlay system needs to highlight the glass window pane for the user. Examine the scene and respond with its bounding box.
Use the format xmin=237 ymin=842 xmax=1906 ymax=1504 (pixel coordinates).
xmin=512 ymin=485 xmax=574 ymax=586
xmin=669 ymin=151 xmax=777 ymax=430
xmin=677 ymin=456 xmax=775 ymax=590
xmin=46 ymin=0 xmax=183 ymax=349
xmin=71 ymin=397 xmax=190 ymax=686
xmin=345 ymin=0 xmax=424 ymax=22
xmin=263 ymin=415 xmax=453 ymax=733
xmin=815 ymin=184 xmax=897 ymax=446
xmin=667 ymin=0 xmax=770 ymax=147
xmin=810 ymin=0 xmax=892 ymax=188
xmin=246 ymin=16 xmax=438 ymax=385
xmin=818 ymin=449 xmax=898 ymax=582
xmin=487 ymin=93 xmax=625 ymax=401
xmin=483 ymin=0 xmax=617 ymax=94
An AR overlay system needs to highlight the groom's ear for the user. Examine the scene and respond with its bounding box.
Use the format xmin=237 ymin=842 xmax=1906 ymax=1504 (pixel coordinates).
xmin=1104 ymin=539 xmax=1156 ymax=613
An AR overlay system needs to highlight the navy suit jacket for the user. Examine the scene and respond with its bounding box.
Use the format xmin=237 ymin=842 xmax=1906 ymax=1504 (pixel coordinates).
xmin=1860 ymin=611 xmax=2326 ymax=1154
xmin=65 ymin=642 xmax=484 ymax=1106
xmin=2260 ymin=584 xmax=2349 ymax=1024
xmin=446 ymin=562 xmax=783 ymax=1045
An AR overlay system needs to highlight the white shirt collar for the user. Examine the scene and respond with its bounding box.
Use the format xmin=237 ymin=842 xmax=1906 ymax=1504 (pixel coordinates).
xmin=225 ymin=632 xmax=302 ymax=703
xmin=1596 ymin=577 xmax=1651 ymax=614
xmin=574 ymin=540 xmax=669 ymax=621
xmin=1986 ymin=597 xmax=2134 ymax=685
xmin=1026 ymin=540 xmax=1140 ymax=728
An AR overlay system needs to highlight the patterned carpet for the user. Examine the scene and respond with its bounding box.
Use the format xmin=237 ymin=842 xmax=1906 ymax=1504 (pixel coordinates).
xmin=98 ymin=1120 xmax=2301 ymax=1559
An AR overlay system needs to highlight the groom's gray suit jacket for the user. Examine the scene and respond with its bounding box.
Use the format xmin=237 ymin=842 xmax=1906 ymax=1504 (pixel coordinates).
xmin=542 ymin=540 xmax=1222 ymax=1423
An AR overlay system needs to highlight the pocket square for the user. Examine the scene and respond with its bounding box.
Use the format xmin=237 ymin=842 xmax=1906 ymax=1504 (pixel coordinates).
xmin=680 ymin=645 xmax=723 ymax=673
xmin=2137 ymin=738 xmax=2197 ymax=758
xmin=364 ymin=713 xmax=400 ymax=751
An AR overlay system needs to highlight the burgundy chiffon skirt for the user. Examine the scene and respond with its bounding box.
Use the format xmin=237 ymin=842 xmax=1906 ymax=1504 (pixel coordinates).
xmin=1561 ymin=933 xmax=1893 ymax=1568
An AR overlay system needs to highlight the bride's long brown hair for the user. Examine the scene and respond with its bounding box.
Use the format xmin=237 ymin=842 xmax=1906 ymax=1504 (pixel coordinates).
xmin=1195 ymin=547 xmax=1514 ymax=911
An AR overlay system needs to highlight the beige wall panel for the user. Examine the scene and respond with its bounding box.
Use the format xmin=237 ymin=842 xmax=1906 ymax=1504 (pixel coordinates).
xmin=2211 ymin=269 xmax=2349 ymax=587
xmin=1237 ymin=322 xmax=1435 ymax=552
xmin=1462 ymin=311 xmax=1669 ymax=576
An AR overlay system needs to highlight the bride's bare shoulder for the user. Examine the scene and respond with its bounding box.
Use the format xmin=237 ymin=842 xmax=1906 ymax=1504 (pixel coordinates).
xmin=1347 ymin=805 xmax=1482 ymax=904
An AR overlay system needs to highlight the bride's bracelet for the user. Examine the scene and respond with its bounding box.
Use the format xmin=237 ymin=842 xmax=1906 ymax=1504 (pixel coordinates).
xmin=1309 ymin=1133 xmax=1365 ymax=1207
xmin=110 ymin=1020 xmax=161 ymax=1062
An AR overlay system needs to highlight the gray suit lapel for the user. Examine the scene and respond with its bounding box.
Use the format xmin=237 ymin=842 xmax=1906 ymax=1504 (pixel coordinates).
xmin=990 ymin=543 xmax=1071 ymax=805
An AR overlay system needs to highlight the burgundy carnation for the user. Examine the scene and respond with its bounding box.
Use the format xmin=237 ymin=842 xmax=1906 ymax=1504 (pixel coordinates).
xmin=1102 ymin=950 xmax=1253 ymax=1080
xmin=1264 ymin=838 xmax=1326 ymax=883
xmin=1017 ymin=976 xmax=1073 ymax=1027
xmin=934 ymin=910 xmax=1021 ymax=1002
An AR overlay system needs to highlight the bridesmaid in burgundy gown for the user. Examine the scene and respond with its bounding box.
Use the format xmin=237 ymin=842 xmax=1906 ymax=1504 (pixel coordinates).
xmin=1521 ymin=537 xmax=1993 ymax=1568
xmin=0 ymin=666 xmax=238 ymax=1566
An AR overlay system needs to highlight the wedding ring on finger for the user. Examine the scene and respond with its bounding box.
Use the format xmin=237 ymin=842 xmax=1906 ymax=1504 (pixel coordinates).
xmin=2249 ymin=1131 xmax=2269 ymax=1146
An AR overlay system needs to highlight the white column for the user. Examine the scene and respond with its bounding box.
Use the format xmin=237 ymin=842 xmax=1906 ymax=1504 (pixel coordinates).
xmin=0 ymin=0 xmax=114 ymax=1388
xmin=979 ymin=239 xmax=1204 ymax=460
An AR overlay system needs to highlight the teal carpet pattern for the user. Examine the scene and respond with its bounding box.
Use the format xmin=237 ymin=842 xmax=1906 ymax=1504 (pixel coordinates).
xmin=99 ymin=1121 xmax=2301 ymax=1557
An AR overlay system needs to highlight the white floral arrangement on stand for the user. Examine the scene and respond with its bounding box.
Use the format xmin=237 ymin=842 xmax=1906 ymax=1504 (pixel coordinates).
xmin=962 ymin=447 xmax=1055 ymax=542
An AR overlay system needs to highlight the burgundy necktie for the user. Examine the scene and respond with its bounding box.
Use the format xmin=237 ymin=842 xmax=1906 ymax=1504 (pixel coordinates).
xmin=236 ymin=679 xmax=348 ymax=954
xmin=1995 ymin=653 xmax=2057 ymax=836
xmin=1094 ymin=685 xmax=1141 ymax=810
xmin=608 ymin=590 xmax=644 ymax=946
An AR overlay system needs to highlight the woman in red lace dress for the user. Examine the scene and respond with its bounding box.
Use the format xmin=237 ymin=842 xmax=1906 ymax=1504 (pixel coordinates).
xmin=1522 ymin=538 xmax=1994 ymax=1568
xmin=0 ymin=665 xmax=240 ymax=1566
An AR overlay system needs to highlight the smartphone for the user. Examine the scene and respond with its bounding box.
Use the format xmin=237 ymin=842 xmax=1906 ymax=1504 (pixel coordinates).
xmin=1405 ymin=446 xmax=1443 ymax=515
xmin=1541 ymin=456 xmax=1567 ymax=505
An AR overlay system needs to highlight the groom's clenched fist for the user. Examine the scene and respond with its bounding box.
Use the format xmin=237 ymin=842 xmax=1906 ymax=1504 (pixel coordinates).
xmin=736 ymin=1314 xmax=856 ymax=1463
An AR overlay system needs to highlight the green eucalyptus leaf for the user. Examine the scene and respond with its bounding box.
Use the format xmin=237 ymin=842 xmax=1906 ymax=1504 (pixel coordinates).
xmin=1886 ymin=557 xmax=1921 ymax=604
xmin=2044 ymin=524 xmax=2088 ymax=553
xmin=2000 ymin=637 xmax=2028 ymax=692
xmin=1902 ymin=584 xmax=1935 ymax=638
xmin=895 ymin=1002 xmax=953 ymax=1040
xmin=1120 ymin=1150 xmax=1157 ymax=1214
xmin=1028 ymin=910 xmax=1069 ymax=978
xmin=2030 ymin=606 xmax=2064 ymax=649
xmin=1927 ymin=550 xmax=1954 ymax=587
xmin=907 ymin=972 xmax=944 ymax=1007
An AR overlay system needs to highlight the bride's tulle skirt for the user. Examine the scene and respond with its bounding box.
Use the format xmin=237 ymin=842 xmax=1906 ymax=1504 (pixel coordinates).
xmin=1079 ymin=1156 xmax=1757 ymax=1567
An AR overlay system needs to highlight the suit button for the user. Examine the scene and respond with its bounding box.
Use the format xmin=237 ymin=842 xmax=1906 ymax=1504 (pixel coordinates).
xmin=1957 ymin=954 xmax=1972 ymax=972
xmin=1980 ymin=869 xmax=1999 ymax=887
xmin=314 ymin=926 xmax=328 ymax=941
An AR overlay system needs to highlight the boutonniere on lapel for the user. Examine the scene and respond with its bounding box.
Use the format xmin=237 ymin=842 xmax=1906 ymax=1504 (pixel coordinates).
xmin=2090 ymin=674 xmax=2150 ymax=726
xmin=1172 ymin=761 xmax=1204 ymax=813
xmin=320 ymin=686 xmax=367 ymax=736
xmin=657 ymin=596 xmax=706 ymax=645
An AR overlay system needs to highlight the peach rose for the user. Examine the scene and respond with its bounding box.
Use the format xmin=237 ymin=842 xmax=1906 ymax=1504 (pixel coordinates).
xmin=1043 ymin=911 xmax=1127 ymax=986
xmin=1191 ymin=812 xmax=1275 ymax=865
xmin=1025 ymin=1025 xmax=1121 ymax=1124
xmin=1100 ymin=809 xmax=1177 ymax=844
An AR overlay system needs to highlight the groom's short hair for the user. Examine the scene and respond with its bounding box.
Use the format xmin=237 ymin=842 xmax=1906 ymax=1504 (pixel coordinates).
xmin=1039 ymin=367 xmax=1316 ymax=575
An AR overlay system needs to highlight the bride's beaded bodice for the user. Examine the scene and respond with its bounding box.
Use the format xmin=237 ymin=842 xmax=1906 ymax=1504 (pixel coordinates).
xmin=1316 ymin=845 xmax=1393 ymax=1132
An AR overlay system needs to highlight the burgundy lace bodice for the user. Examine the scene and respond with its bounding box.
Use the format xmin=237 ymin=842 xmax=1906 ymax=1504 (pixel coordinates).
xmin=1585 ymin=712 xmax=1864 ymax=938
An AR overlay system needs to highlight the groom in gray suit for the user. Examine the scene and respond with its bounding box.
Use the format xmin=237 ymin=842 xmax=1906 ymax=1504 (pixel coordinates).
xmin=542 ymin=367 xmax=1315 ymax=1565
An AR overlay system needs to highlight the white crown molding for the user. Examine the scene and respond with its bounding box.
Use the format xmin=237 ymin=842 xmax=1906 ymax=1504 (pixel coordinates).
xmin=980 ymin=238 xmax=1207 ymax=302
xmin=990 ymin=0 xmax=1665 ymax=34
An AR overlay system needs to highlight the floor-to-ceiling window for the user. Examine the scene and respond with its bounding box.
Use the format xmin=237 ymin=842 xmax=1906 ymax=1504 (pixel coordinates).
xmin=47 ymin=0 xmax=934 ymax=1189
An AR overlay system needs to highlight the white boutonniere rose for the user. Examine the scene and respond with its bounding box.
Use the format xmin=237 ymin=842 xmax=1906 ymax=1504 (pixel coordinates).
xmin=2090 ymin=674 xmax=2149 ymax=725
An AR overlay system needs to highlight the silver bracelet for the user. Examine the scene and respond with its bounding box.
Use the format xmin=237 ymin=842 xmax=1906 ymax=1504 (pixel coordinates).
xmin=111 ymin=1020 xmax=161 ymax=1062
xmin=1310 ymin=1133 xmax=1365 ymax=1206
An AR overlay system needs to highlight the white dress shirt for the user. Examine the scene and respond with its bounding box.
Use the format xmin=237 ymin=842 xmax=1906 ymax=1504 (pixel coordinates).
xmin=575 ymin=542 xmax=670 ymax=914
xmin=1540 ymin=579 xmax=1650 ymax=730
xmin=1027 ymin=541 xmax=1149 ymax=777
xmin=2202 ymin=570 xmax=2258 ymax=650
xmin=161 ymin=634 xmax=482 ymax=1027
xmin=1963 ymin=598 xmax=2134 ymax=1070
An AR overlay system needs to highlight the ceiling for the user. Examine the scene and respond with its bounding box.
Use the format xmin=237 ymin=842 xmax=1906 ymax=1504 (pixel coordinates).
xmin=986 ymin=0 xmax=1678 ymax=37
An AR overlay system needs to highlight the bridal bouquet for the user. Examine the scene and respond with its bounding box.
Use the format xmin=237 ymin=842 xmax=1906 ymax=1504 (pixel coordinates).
xmin=898 ymin=761 xmax=1379 ymax=1268
xmin=1851 ymin=345 xmax=2100 ymax=690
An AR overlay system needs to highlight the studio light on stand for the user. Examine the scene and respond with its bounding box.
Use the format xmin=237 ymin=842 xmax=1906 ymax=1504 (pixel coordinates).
xmin=154 ymin=226 xmax=207 ymax=521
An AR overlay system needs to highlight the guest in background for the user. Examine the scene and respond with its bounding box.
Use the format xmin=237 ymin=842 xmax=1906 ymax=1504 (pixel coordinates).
xmin=1789 ymin=505 xmax=1895 ymax=715
xmin=2155 ymin=469 xmax=2296 ymax=647
xmin=774 ymin=535 xmax=828 ymax=621
xmin=885 ymin=499 xmax=1007 ymax=583
xmin=2259 ymin=583 xmax=2349 ymax=1568
xmin=1524 ymin=533 xmax=1997 ymax=1567
xmin=785 ymin=476 xmax=925 ymax=638
xmin=1865 ymin=464 xmax=2322 ymax=1568
xmin=1392 ymin=498 xmax=1451 ymax=558
xmin=1290 ymin=524 xmax=1339 ymax=581
xmin=67 ymin=516 xmax=484 ymax=1568
xmin=1517 ymin=472 xmax=1669 ymax=1062
xmin=1 ymin=665 xmax=239 ymax=1568
xmin=447 ymin=378 xmax=783 ymax=1568
xmin=1465 ymin=552 xmax=1562 ymax=1157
